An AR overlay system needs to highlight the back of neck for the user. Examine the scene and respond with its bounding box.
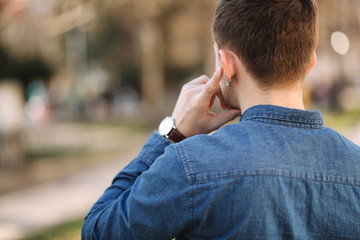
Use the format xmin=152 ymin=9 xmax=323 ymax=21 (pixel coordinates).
xmin=239 ymin=84 xmax=305 ymax=113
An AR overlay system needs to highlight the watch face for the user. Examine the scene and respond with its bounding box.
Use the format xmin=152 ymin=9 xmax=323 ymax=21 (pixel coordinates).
xmin=159 ymin=117 xmax=174 ymax=136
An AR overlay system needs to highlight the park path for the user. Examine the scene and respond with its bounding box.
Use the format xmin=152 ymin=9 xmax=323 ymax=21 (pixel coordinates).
xmin=0 ymin=152 xmax=136 ymax=240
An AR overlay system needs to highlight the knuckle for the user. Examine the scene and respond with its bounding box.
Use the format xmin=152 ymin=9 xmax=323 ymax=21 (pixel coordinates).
xmin=181 ymin=84 xmax=190 ymax=91
xmin=200 ymin=75 xmax=209 ymax=83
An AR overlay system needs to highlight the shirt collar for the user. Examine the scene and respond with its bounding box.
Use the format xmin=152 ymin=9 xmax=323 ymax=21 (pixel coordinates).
xmin=240 ymin=105 xmax=325 ymax=129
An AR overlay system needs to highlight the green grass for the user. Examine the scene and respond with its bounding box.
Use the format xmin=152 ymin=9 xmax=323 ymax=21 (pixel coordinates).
xmin=20 ymin=219 xmax=83 ymax=240
xmin=322 ymin=108 xmax=360 ymax=133
xmin=25 ymin=147 xmax=90 ymax=162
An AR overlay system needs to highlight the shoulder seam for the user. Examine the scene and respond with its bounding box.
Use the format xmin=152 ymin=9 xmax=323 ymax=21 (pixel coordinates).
xmin=174 ymin=143 xmax=195 ymax=232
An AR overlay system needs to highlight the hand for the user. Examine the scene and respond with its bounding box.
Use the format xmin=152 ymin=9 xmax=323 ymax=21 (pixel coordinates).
xmin=171 ymin=67 xmax=242 ymax=138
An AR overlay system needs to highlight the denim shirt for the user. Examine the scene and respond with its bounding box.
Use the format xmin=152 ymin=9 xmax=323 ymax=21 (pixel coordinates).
xmin=82 ymin=105 xmax=360 ymax=240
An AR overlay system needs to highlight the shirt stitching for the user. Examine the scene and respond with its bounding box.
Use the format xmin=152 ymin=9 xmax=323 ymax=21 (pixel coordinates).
xmin=176 ymin=144 xmax=194 ymax=185
xmin=243 ymin=112 xmax=323 ymax=124
xmin=175 ymin=144 xmax=195 ymax=233
xmin=192 ymin=170 xmax=360 ymax=187
xmin=249 ymin=118 xmax=324 ymax=129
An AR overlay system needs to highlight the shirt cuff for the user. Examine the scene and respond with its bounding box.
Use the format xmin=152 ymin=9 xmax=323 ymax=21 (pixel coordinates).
xmin=137 ymin=131 xmax=172 ymax=167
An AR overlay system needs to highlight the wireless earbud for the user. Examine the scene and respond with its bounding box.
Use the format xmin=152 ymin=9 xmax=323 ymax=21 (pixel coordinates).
xmin=224 ymin=75 xmax=230 ymax=86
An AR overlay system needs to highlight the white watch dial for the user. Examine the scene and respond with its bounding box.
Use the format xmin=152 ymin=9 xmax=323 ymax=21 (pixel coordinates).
xmin=158 ymin=117 xmax=175 ymax=136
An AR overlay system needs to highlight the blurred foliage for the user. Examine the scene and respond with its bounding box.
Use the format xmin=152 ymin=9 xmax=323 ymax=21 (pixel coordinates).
xmin=0 ymin=46 xmax=53 ymax=95
xmin=165 ymin=64 xmax=204 ymax=87
xmin=86 ymin=14 xmax=142 ymax=93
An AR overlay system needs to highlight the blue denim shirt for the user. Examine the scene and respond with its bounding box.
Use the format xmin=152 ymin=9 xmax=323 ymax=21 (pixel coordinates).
xmin=82 ymin=105 xmax=360 ymax=240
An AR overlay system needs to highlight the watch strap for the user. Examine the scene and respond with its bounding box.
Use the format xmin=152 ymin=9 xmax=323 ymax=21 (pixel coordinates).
xmin=168 ymin=128 xmax=187 ymax=143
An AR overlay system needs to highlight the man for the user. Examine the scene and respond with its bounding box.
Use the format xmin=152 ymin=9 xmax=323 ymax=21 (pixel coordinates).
xmin=82 ymin=0 xmax=360 ymax=239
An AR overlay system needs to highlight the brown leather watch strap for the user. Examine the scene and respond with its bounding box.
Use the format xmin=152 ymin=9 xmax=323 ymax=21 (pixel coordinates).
xmin=168 ymin=128 xmax=187 ymax=143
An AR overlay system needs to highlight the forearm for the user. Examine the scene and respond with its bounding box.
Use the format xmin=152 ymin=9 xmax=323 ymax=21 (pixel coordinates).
xmin=96 ymin=132 xmax=171 ymax=204
xmin=82 ymin=131 xmax=171 ymax=239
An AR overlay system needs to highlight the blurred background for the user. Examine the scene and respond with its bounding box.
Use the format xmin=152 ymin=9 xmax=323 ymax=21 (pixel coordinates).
xmin=0 ymin=0 xmax=359 ymax=239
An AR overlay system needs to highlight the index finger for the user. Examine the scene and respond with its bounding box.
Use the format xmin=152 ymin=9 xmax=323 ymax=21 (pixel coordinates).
xmin=202 ymin=66 xmax=223 ymax=99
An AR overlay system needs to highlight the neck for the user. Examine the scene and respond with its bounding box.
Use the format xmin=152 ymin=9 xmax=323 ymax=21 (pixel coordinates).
xmin=238 ymin=80 xmax=305 ymax=113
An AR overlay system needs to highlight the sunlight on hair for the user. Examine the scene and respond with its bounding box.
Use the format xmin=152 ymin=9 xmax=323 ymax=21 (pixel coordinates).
xmin=330 ymin=31 xmax=350 ymax=56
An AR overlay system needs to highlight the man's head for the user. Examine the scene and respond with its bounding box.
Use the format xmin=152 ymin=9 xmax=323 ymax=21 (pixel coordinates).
xmin=212 ymin=0 xmax=318 ymax=91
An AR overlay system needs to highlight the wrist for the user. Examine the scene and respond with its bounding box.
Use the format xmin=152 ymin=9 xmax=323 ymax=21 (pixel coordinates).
xmin=158 ymin=117 xmax=187 ymax=143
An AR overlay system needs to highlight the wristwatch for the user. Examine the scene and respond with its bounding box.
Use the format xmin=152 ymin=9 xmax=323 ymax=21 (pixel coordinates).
xmin=158 ymin=116 xmax=187 ymax=143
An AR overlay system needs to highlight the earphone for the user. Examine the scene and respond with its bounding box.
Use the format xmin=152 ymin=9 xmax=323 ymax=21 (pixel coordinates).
xmin=224 ymin=75 xmax=230 ymax=86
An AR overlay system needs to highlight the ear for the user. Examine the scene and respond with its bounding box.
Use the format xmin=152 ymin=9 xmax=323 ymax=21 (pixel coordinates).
xmin=306 ymin=52 xmax=317 ymax=74
xmin=219 ymin=50 xmax=238 ymax=83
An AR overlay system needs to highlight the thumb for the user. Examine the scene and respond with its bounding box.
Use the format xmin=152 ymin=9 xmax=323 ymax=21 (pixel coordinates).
xmin=210 ymin=108 xmax=242 ymax=130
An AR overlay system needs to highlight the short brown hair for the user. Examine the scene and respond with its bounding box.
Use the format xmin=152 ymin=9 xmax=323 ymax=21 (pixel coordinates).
xmin=212 ymin=0 xmax=318 ymax=89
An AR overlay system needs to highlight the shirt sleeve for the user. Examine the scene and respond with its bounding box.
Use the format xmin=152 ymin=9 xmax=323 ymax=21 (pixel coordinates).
xmin=81 ymin=131 xmax=192 ymax=240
